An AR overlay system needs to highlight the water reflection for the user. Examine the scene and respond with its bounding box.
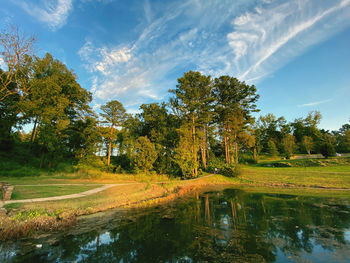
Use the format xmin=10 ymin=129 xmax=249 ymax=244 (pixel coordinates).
xmin=1 ymin=188 xmax=350 ymax=262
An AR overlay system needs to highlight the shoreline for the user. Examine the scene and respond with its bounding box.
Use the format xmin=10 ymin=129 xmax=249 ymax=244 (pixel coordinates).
xmin=1 ymin=174 xmax=350 ymax=241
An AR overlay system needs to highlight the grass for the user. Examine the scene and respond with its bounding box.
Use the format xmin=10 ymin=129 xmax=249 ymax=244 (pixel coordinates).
xmin=11 ymin=184 xmax=101 ymax=200
xmin=240 ymin=163 xmax=350 ymax=189
xmin=1 ymin=155 xmax=350 ymax=240
xmin=257 ymin=156 xmax=350 ymax=167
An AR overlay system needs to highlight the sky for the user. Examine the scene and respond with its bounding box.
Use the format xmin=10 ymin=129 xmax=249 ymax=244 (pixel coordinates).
xmin=1 ymin=0 xmax=350 ymax=130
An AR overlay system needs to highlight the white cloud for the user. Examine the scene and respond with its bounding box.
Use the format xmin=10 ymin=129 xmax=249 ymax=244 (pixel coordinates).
xmin=227 ymin=0 xmax=350 ymax=81
xmin=78 ymin=42 xmax=133 ymax=75
xmin=298 ymin=99 xmax=332 ymax=108
xmin=17 ymin=0 xmax=73 ymax=30
xmin=95 ymin=47 xmax=132 ymax=75
xmin=143 ymin=0 xmax=153 ymax=24
xmin=78 ymin=0 xmax=350 ymax=109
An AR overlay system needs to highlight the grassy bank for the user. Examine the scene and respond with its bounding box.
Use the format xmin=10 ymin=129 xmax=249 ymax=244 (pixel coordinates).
xmin=1 ymin=157 xmax=350 ymax=240
xmin=0 ymin=174 xmax=238 ymax=240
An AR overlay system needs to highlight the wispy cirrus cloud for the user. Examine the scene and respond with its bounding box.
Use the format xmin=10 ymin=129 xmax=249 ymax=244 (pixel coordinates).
xmin=78 ymin=0 xmax=350 ymax=109
xmin=230 ymin=0 xmax=350 ymax=81
xmin=15 ymin=0 xmax=73 ymax=30
xmin=297 ymin=99 xmax=332 ymax=108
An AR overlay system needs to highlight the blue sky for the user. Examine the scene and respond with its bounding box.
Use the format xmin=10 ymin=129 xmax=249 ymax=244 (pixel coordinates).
xmin=1 ymin=0 xmax=350 ymax=130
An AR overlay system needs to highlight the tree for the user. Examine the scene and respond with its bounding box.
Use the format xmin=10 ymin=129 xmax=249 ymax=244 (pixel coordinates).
xmin=65 ymin=116 xmax=101 ymax=160
xmin=0 ymin=26 xmax=36 ymax=101
xmin=291 ymin=111 xmax=322 ymax=152
xmin=255 ymin=114 xmax=289 ymax=154
xmin=170 ymin=71 xmax=213 ymax=177
xmin=213 ymin=76 xmax=259 ymax=164
xmin=281 ymin=134 xmax=296 ymax=159
xmin=137 ymin=103 xmax=180 ymax=173
xmin=174 ymin=127 xmax=197 ymax=178
xmin=134 ymin=136 xmax=157 ymax=173
xmin=302 ymin=136 xmax=313 ymax=155
xmin=28 ymin=53 xmax=92 ymax=168
xmin=320 ymin=133 xmax=336 ymax=158
xmin=100 ymin=100 xmax=127 ymax=168
xmin=0 ymin=72 xmax=20 ymax=149
xmin=267 ymin=140 xmax=278 ymax=157
xmin=345 ymin=130 xmax=350 ymax=152
xmin=334 ymin=121 xmax=350 ymax=153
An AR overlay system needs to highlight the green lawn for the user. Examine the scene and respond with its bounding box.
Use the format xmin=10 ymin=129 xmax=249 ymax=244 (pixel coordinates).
xmin=241 ymin=165 xmax=350 ymax=188
xmin=10 ymin=184 xmax=102 ymax=200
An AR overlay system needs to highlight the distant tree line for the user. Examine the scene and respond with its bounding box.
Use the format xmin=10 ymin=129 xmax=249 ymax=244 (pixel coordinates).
xmin=1 ymin=27 xmax=349 ymax=178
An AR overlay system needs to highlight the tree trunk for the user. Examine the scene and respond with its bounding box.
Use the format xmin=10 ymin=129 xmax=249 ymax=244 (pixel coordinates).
xmin=201 ymin=127 xmax=207 ymax=170
xmin=30 ymin=117 xmax=38 ymax=143
xmin=192 ymin=114 xmax=197 ymax=177
xmin=234 ymin=141 xmax=239 ymax=164
xmin=224 ymin=124 xmax=230 ymax=164
xmin=107 ymin=125 xmax=114 ymax=168
xmin=224 ymin=135 xmax=229 ymax=164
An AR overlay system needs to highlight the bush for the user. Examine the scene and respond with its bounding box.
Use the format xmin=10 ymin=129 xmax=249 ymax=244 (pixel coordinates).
xmin=320 ymin=142 xmax=336 ymax=158
xmin=75 ymin=155 xmax=106 ymax=171
xmin=220 ymin=164 xmax=242 ymax=177
xmin=207 ymin=157 xmax=226 ymax=173
xmin=238 ymin=153 xmax=257 ymax=164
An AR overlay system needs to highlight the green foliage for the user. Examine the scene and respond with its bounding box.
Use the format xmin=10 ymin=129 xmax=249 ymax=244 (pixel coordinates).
xmin=174 ymin=127 xmax=198 ymax=179
xmin=319 ymin=133 xmax=336 ymax=158
xmin=100 ymin=100 xmax=127 ymax=167
xmin=320 ymin=143 xmax=336 ymax=158
xmin=170 ymin=71 xmax=214 ymax=176
xmin=281 ymin=134 xmax=296 ymax=159
xmin=302 ymin=136 xmax=314 ymax=155
xmin=255 ymin=113 xmax=290 ymax=154
xmin=75 ymin=155 xmax=106 ymax=171
xmin=1 ymin=28 xmax=349 ymax=180
xmin=238 ymin=153 xmax=257 ymax=164
xmin=134 ymin=136 xmax=158 ymax=173
xmin=267 ymin=140 xmax=279 ymax=157
xmin=13 ymin=209 xmax=58 ymax=221
xmin=213 ymin=76 xmax=259 ymax=164
xmin=207 ymin=157 xmax=227 ymax=173
xmin=220 ymin=164 xmax=242 ymax=177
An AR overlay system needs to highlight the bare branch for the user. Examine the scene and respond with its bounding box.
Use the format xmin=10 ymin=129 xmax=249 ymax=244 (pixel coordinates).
xmin=0 ymin=25 xmax=36 ymax=101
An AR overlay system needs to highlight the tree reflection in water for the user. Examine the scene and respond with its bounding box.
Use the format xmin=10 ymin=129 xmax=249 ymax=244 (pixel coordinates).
xmin=1 ymin=188 xmax=350 ymax=262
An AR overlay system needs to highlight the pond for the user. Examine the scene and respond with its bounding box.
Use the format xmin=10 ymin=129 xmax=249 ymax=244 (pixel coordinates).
xmin=1 ymin=187 xmax=350 ymax=262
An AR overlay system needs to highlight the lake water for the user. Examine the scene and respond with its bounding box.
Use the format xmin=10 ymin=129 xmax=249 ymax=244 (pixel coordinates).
xmin=1 ymin=187 xmax=350 ymax=262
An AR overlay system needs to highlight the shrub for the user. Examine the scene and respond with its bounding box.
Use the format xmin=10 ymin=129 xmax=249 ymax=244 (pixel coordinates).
xmin=320 ymin=142 xmax=336 ymax=158
xmin=238 ymin=153 xmax=257 ymax=164
xmin=207 ymin=157 xmax=226 ymax=173
xmin=220 ymin=164 xmax=242 ymax=177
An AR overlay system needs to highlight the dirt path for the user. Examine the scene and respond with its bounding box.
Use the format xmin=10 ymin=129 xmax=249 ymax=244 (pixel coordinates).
xmin=0 ymin=183 xmax=141 ymax=208
xmin=0 ymin=175 xmax=217 ymax=208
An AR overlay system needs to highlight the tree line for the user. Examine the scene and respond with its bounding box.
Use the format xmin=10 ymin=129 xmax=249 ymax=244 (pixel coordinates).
xmin=1 ymin=27 xmax=349 ymax=178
